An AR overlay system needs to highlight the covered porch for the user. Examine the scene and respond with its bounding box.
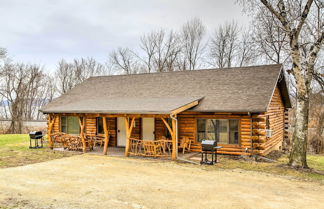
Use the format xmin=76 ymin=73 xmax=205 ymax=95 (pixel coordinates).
xmin=46 ymin=97 xmax=200 ymax=160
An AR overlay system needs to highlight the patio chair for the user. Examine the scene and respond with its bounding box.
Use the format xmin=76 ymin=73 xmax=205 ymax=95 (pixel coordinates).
xmin=178 ymin=136 xmax=192 ymax=154
xmin=90 ymin=135 xmax=105 ymax=147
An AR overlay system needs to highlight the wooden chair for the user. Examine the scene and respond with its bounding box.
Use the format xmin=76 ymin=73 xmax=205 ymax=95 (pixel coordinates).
xmin=130 ymin=138 xmax=143 ymax=155
xmin=178 ymin=136 xmax=192 ymax=154
xmin=157 ymin=136 xmax=172 ymax=155
xmin=90 ymin=135 xmax=105 ymax=147
xmin=142 ymin=141 xmax=163 ymax=157
xmin=143 ymin=141 xmax=156 ymax=156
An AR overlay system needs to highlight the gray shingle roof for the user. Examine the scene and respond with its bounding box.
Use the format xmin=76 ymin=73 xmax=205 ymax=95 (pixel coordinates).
xmin=41 ymin=64 xmax=291 ymax=114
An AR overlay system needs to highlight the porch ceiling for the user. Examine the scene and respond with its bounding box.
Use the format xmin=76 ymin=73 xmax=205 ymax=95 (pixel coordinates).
xmin=41 ymin=97 xmax=202 ymax=115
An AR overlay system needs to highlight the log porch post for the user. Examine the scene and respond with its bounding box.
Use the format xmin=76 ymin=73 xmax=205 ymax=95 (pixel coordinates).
xmin=161 ymin=116 xmax=178 ymax=160
xmin=79 ymin=116 xmax=86 ymax=153
xmin=125 ymin=117 xmax=135 ymax=157
xmin=103 ymin=117 xmax=110 ymax=155
xmin=171 ymin=117 xmax=177 ymax=160
xmin=47 ymin=114 xmax=56 ymax=149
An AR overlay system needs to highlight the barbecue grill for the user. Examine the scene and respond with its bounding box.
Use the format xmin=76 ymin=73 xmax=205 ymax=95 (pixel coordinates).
xmin=200 ymin=140 xmax=222 ymax=165
xmin=29 ymin=131 xmax=43 ymax=149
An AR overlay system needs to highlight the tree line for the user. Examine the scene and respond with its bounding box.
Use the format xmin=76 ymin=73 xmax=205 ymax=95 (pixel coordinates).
xmin=0 ymin=0 xmax=323 ymax=167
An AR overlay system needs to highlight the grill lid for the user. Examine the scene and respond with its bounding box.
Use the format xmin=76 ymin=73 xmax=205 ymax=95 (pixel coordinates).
xmin=29 ymin=131 xmax=43 ymax=139
xmin=201 ymin=140 xmax=217 ymax=146
xmin=201 ymin=140 xmax=217 ymax=151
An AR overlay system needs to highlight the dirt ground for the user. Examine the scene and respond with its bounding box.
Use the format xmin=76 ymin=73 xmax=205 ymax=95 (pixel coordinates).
xmin=0 ymin=155 xmax=323 ymax=209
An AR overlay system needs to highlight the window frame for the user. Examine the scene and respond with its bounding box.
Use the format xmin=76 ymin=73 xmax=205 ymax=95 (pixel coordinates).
xmin=60 ymin=116 xmax=80 ymax=135
xmin=195 ymin=118 xmax=241 ymax=145
xmin=96 ymin=117 xmax=105 ymax=135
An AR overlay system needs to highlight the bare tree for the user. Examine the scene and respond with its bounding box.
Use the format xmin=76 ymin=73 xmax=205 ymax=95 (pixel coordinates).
xmin=209 ymin=21 xmax=256 ymax=68
xmin=138 ymin=30 xmax=182 ymax=73
xmin=209 ymin=21 xmax=240 ymax=68
xmin=34 ymin=74 xmax=57 ymax=120
xmin=237 ymin=30 xmax=257 ymax=67
xmin=308 ymin=91 xmax=324 ymax=154
xmin=109 ymin=48 xmax=139 ymax=75
xmin=0 ymin=63 xmax=45 ymax=133
xmin=56 ymin=57 xmax=106 ymax=94
xmin=179 ymin=18 xmax=206 ymax=70
xmin=252 ymin=7 xmax=290 ymax=64
xmin=241 ymin=0 xmax=324 ymax=168
xmin=139 ymin=32 xmax=157 ymax=73
xmin=0 ymin=48 xmax=6 ymax=59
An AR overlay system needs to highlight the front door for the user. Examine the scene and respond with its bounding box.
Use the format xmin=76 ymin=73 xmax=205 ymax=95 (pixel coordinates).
xmin=142 ymin=118 xmax=155 ymax=140
xmin=117 ymin=117 xmax=126 ymax=146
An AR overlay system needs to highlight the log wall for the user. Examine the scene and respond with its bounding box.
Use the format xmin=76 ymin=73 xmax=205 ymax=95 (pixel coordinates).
xmin=130 ymin=118 xmax=141 ymax=139
xmin=252 ymin=87 xmax=285 ymax=156
xmin=49 ymin=85 xmax=285 ymax=156
xmin=53 ymin=116 xmax=118 ymax=147
xmin=178 ymin=113 xmax=252 ymax=155
xmin=155 ymin=118 xmax=167 ymax=140
xmin=53 ymin=116 xmax=60 ymax=133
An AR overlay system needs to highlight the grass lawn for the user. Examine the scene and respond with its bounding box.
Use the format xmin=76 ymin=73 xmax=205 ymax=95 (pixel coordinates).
xmin=203 ymin=153 xmax=324 ymax=183
xmin=0 ymin=134 xmax=323 ymax=183
xmin=0 ymin=134 xmax=78 ymax=168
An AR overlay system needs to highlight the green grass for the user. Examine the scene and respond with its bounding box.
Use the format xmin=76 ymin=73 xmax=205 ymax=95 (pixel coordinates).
xmin=203 ymin=154 xmax=324 ymax=183
xmin=0 ymin=134 xmax=78 ymax=168
xmin=307 ymin=154 xmax=324 ymax=171
xmin=0 ymin=134 xmax=28 ymax=146
xmin=1 ymin=134 xmax=323 ymax=183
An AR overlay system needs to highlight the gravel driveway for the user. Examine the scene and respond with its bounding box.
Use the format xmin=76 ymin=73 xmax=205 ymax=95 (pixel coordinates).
xmin=0 ymin=154 xmax=323 ymax=209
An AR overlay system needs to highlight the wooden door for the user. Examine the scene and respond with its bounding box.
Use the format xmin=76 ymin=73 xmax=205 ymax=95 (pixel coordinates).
xmin=142 ymin=118 xmax=155 ymax=140
xmin=117 ymin=117 xmax=126 ymax=146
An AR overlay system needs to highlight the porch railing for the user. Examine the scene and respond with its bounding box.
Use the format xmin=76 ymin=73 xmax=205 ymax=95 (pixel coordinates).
xmin=128 ymin=138 xmax=172 ymax=157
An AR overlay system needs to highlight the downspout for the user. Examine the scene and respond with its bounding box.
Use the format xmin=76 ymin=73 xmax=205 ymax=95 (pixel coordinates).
xmin=170 ymin=114 xmax=178 ymax=159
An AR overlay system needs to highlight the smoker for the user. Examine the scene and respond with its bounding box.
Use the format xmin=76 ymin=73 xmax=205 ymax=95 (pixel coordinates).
xmin=200 ymin=140 xmax=222 ymax=165
xmin=29 ymin=131 xmax=44 ymax=149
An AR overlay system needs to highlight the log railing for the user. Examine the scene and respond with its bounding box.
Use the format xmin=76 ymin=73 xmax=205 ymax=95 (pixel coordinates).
xmin=128 ymin=138 xmax=172 ymax=157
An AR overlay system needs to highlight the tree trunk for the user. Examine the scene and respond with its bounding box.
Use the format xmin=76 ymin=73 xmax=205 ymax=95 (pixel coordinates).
xmin=289 ymin=92 xmax=309 ymax=168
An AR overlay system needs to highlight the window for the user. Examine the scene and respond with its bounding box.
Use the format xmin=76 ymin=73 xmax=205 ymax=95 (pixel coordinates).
xmin=165 ymin=118 xmax=172 ymax=138
xmin=97 ymin=117 xmax=104 ymax=134
xmin=197 ymin=119 xmax=239 ymax=144
xmin=60 ymin=116 xmax=80 ymax=134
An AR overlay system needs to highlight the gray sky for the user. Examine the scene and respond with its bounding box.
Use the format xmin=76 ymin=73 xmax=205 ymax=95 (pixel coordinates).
xmin=0 ymin=0 xmax=250 ymax=71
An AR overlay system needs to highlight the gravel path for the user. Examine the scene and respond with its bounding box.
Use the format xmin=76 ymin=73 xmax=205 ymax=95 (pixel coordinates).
xmin=0 ymin=154 xmax=323 ymax=209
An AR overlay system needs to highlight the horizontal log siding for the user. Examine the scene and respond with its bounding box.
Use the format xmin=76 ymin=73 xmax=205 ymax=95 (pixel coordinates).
xmin=252 ymin=87 xmax=285 ymax=156
xmin=155 ymin=118 xmax=167 ymax=140
xmin=178 ymin=113 xmax=252 ymax=155
xmin=85 ymin=117 xmax=96 ymax=136
xmin=53 ymin=116 xmax=60 ymax=133
xmin=52 ymin=116 xmax=118 ymax=147
xmin=130 ymin=118 xmax=141 ymax=139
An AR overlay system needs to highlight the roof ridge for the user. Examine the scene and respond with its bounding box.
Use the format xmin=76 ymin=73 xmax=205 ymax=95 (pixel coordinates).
xmin=89 ymin=64 xmax=282 ymax=80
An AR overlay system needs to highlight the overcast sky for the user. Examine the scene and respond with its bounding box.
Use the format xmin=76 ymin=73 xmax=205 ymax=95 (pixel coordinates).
xmin=0 ymin=0 xmax=250 ymax=71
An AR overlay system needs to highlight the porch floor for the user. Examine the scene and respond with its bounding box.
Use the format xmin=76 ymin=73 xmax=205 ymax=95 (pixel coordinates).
xmin=54 ymin=146 xmax=199 ymax=160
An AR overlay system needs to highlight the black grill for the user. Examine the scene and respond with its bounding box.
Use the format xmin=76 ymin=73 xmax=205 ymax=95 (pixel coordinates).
xmin=29 ymin=131 xmax=44 ymax=149
xmin=201 ymin=140 xmax=217 ymax=152
xmin=200 ymin=140 xmax=222 ymax=165
xmin=29 ymin=131 xmax=43 ymax=139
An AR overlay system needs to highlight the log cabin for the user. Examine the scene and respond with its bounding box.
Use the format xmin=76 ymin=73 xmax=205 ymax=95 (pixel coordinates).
xmin=40 ymin=64 xmax=291 ymax=160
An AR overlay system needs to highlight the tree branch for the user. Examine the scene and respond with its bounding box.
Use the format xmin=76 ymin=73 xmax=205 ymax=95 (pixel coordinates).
xmin=260 ymin=0 xmax=290 ymax=32
xmin=296 ymin=0 xmax=314 ymax=37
